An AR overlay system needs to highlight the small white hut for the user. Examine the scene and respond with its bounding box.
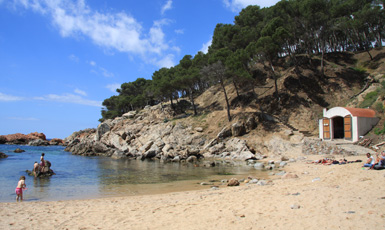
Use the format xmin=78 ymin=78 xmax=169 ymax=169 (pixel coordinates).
xmin=319 ymin=107 xmax=379 ymax=142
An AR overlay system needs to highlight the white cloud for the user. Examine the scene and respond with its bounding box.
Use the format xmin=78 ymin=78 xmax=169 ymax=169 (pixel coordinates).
xmin=161 ymin=0 xmax=172 ymax=15
xmin=69 ymin=54 xmax=79 ymax=62
xmin=35 ymin=93 xmax=102 ymax=107
xmin=74 ymin=88 xmax=87 ymax=96
xmin=174 ymin=29 xmax=184 ymax=35
xmin=153 ymin=54 xmax=175 ymax=68
xmin=0 ymin=92 xmax=24 ymax=101
xmin=7 ymin=117 xmax=39 ymax=121
xmin=88 ymin=61 xmax=114 ymax=77
xmin=106 ymin=83 xmax=121 ymax=94
xmin=200 ymin=39 xmax=212 ymax=54
xmin=223 ymin=0 xmax=279 ymax=12
xmin=12 ymin=0 xmax=177 ymax=68
xmin=100 ymin=67 xmax=114 ymax=78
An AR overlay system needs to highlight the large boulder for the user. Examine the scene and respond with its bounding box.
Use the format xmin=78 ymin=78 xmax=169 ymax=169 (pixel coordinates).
xmin=0 ymin=152 xmax=8 ymax=158
xmin=96 ymin=123 xmax=111 ymax=141
xmin=27 ymin=132 xmax=46 ymax=140
xmin=231 ymin=121 xmax=246 ymax=137
xmin=29 ymin=139 xmax=49 ymax=146
xmin=217 ymin=126 xmax=232 ymax=139
xmin=14 ymin=148 xmax=25 ymax=153
xmin=0 ymin=136 xmax=6 ymax=144
xmin=49 ymin=138 xmax=64 ymax=145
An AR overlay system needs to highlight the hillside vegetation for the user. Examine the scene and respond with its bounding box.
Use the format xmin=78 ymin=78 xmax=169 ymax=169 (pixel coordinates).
xmin=99 ymin=0 xmax=385 ymax=144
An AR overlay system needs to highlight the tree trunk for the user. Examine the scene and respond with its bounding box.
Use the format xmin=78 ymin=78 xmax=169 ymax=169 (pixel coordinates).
xmin=220 ymin=81 xmax=231 ymax=122
xmin=321 ymin=43 xmax=325 ymax=76
xmin=169 ymin=95 xmax=175 ymax=110
xmin=233 ymin=79 xmax=240 ymax=97
xmin=269 ymin=62 xmax=279 ymax=101
xmin=190 ymin=88 xmax=197 ymax=116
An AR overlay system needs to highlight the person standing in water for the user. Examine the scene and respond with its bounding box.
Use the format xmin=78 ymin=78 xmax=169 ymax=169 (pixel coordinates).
xmin=33 ymin=161 xmax=39 ymax=177
xmin=40 ymin=153 xmax=45 ymax=173
xmin=15 ymin=176 xmax=26 ymax=201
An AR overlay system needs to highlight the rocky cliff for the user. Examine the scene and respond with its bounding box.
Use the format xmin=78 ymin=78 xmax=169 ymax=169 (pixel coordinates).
xmin=64 ymin=102 xmax=365 ymax=163
xmin=64 ymin=49 xmax=385 ymax=161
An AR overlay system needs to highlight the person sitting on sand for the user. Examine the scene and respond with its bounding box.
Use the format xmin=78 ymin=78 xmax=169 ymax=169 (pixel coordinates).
xmin=363 ymin=153 xmax=375 ymax=167
xmin=312 ymin=158 xmax=334 ymax=165
xmin=15 ymin=176 xmax=26 ymax=202
xmin=375 ymin=151 xmax=385 ymax=166
xmin=33 ymin=161 xmax=39 ymax=177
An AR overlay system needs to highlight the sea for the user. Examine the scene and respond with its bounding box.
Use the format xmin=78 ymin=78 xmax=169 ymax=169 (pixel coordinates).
xmin=0 ymin=144 xmax=267 ymax=202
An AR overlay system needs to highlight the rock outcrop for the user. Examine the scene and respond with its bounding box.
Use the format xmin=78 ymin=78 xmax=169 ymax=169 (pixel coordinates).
xmin=63 ymin=103 xmax=368 ymax=162
xmin=0 ymin=132 xmax=63 ymax=146
xmin=64 ymin=104 xmax=268 ymax=162
xmin=0 ymin=152 xmax=8 ymax=158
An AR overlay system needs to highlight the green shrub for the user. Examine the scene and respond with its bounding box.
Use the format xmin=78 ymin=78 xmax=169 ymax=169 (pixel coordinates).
xmin=359 ymin=91 xmax=378 ymax=108
xmin=374 ymin=102 xmax=384 ymax=113
xmin=374 ymin=123 xmax=385 ymax=135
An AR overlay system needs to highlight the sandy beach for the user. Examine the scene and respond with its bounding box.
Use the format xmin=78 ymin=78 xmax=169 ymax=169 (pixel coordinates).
xmin=1 ymin=155 xmax=384 ymax=230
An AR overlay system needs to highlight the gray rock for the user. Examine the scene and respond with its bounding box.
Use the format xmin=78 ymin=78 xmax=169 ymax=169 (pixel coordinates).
xmin=291 ymin=204 xmax=301 ymax=209
xmin=200 ymin=182 xmax=214 ymax=186
xmin=280 ymin=161 xmax=287 ymax=167
xmin=217 ymin=126 xmax=232 ymax=139
xmin=248 ymin=179 xmax=259 ymax=184
xmin=171 ymin=156 xmax=181 ymax=162
xmin=257 ymin=180 xmax=267 ymax=186
xmin=0 ymin=152 xmax=8 ymax=158
xmin=275 ymin=171 xmax=286 ymax=176
xmin=231 ymin=122 xmax=246 ymax=137
xmin=122 ymin=111 xmax=137 ymax=119
xmin=143 ymin=150 xmax=157 ymax=159
xmin=111 ymin=150 xmax=127 ymax=159
xmin=186 ymin=155 xmax=198 ymax=163
xmin=254 ymin=162 xmax=265 ymax=169
xmin=96 ymin=122 xmax=110 ymax=140
xmin=245 ymin=116 xmax=257 ymax=131
xmin=14 ymin=148 xmax=25 ymax=153
xmin=29 ymin=139 xmax=49 ymax=146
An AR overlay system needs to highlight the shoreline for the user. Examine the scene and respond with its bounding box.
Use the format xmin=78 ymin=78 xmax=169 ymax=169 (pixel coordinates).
xmin=1 ymin=154 xmax=384 ymax=229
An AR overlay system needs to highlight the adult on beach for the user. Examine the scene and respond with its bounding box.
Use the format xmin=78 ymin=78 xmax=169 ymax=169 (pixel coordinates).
xmin=33 ymin=161 xmax=39 ymax=177
xmin=40 ymin=153 xmax=45 ymax=173
xmin=363 ymin=153 xmax=375 ymax=167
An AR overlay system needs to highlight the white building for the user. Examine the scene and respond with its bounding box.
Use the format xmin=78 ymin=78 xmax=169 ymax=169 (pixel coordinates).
xmin=319 ymin=107 xmax=379 ymax=142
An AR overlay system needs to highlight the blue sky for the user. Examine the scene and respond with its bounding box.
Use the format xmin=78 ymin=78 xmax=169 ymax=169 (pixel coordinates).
xmin=0 ymin=0 xmax=279 ymax=139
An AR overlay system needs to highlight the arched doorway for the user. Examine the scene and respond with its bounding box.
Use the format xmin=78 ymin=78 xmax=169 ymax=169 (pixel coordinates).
xmin=332 ymin=116 xmax=344 ymax=139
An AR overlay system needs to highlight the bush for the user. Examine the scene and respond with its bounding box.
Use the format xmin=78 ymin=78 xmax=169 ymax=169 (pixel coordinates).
xmin=359 ymin=91 xmax=378 ymax=108
xmin=374 ymin=123 xmax=385 ymax=135
xmin=374 ymin=102 xmax=384 ymax=113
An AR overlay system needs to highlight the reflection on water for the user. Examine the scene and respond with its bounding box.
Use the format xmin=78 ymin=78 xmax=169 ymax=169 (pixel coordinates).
xmin=0 ymin=145 xmax=269 ymax=202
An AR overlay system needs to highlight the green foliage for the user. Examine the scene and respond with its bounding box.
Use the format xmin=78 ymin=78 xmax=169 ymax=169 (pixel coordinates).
xmin=100 ymin=0 xmax=385 ymax=122
xmin=359 ymin=91 xmax=378 ymax=108
xmin=374 ymin=123 xmax=385 ymax=135
xmin=374 ymin=102 xmax=384 ymax=113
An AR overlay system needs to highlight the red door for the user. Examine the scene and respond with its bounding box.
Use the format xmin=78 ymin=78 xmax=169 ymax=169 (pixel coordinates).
xmin=344 ymin=115 xmax=352 ymax=140
xmin=323 ymin=118 xmax=330 ymax=139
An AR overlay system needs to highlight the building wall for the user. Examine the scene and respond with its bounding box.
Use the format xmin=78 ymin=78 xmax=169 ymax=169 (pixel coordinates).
xmin=357 ymin=117 xmax=380 ymax=138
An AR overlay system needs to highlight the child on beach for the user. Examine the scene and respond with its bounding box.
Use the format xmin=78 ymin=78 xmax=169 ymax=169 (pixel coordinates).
xmin=15 ymin=176 xmax=26 ymax=201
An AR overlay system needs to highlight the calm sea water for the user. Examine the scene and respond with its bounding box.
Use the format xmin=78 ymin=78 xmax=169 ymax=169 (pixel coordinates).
xmin=0 ymin=144 xmax=267 ymax=202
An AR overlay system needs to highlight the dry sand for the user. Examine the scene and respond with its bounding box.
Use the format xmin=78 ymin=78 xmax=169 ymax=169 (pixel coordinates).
xmin=1 ymin=155 xmax=384 ymax=230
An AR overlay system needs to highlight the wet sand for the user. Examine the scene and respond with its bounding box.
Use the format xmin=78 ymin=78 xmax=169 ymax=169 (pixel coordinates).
xmin=1 ymin=155 xmax=384 ymax=230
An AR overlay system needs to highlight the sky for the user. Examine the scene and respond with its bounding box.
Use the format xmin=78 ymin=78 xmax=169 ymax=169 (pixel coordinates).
xmin=0 ymin=0 xmax=279 ymax=139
